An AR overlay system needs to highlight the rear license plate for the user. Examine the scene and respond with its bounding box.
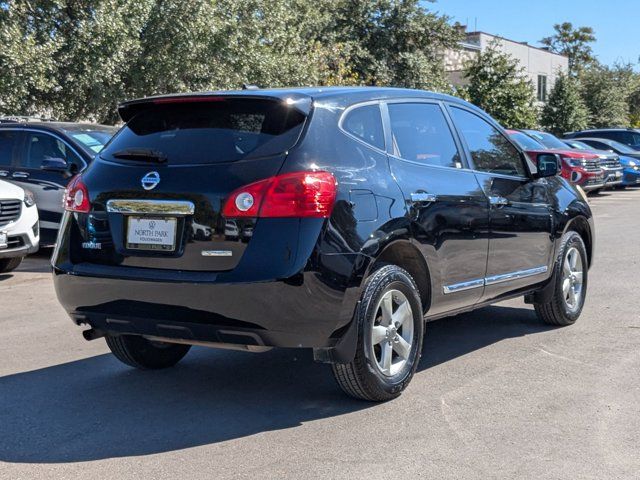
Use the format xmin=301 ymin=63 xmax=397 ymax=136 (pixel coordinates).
xmin=126 ymin=217 xmax=177 ymax=251
xmin=0 ymin=232 xmax=7 ymax=250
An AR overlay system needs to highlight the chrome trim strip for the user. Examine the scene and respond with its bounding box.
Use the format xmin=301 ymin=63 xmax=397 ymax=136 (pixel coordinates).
xmin=484 ymin=266 xmax=548 ymax=286
xmin=201 ymin=250 xmax=232 ymax=257
xmin=443 ymin=266 xmax=549 ymax=294
xmin=443 ymin=278 xmax=484 ymax=295
xmin=106 ymin=199 xmax=195 ymax=215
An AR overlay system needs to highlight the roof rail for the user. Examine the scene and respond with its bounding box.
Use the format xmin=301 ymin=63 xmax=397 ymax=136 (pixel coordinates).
xmin=0 ymin=115 xmax=56 ymax=123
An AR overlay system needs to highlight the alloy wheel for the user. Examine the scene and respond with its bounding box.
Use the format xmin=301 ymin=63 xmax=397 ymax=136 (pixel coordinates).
xmin=371 ymin=289 xmax=415 ymax=377
xmin=562 ymin=246 xmax=584 ymax=312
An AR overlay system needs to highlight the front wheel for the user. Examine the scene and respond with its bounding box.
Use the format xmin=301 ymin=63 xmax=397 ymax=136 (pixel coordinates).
xmin=534 ymin=231 xmax=588 ymax=326
xmin=332 ymin=265 xmax=424 ymax=402
xmin=105 ymin=334 xmax=191 ymax=370
xmin=0 ymin=257 xmax=22 ymax=273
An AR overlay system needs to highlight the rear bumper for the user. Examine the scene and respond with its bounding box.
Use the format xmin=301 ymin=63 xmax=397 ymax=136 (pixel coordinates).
xmin=52 ymin=256 xmax=363 ymax=349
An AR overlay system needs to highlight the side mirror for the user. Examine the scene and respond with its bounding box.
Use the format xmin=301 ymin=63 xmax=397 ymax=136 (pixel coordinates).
xmin=535 ymin=153 xmax=560 ymax=178
xmin=41 ymin=157 xmax=69 ymax=173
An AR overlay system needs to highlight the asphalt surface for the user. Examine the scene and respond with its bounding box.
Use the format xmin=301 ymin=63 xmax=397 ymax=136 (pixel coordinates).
xmin=1 ymin=188 xmax=639 ymax=480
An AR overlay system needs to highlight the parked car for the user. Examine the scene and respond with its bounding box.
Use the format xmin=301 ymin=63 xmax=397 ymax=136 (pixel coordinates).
xmin=564 ymin=128 xmax=640 ymax=150
xmin=52 ymin=87 xmax=594 ymax=401
xmin=506 ymin=129 xmax=605 ymax=192
xmin=0 ymin=179 xmax=39 ymax=272
xmin=0 ymin=120 xmax=117 ymax=244
xmin=572 ymin=137 xmax=640 ymax=187
xmin=562 ymin=139 xmax=623 ymax=190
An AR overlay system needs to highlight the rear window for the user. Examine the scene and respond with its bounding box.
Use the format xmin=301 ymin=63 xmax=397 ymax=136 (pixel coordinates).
xmin=101 ymin=99 xmax=306 ymax=165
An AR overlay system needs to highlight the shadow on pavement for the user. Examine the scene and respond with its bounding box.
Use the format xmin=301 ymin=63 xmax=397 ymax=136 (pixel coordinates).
xmin=14 ymin=247 xmax=53 ymax=274
xmin=0 ymin=305 xmax=552 ymax=464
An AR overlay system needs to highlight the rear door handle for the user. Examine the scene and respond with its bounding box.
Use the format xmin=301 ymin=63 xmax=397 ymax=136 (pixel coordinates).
xmin=0 ymin=170 xmax=8 ymax=177
xmin=410 ymin=192 xmax=437 ymax=204
xmin=489 ymin=196 xmax=509 ymax=207
xmin=12 ymin=171 xmax=29 ymax=178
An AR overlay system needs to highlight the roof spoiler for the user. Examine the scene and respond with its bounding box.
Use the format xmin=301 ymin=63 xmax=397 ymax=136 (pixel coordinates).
xmin=117 ymin=93 xmax=313 ymax=123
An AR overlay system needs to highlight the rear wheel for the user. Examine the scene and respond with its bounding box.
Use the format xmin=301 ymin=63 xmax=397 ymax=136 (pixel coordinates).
xmin=534 ymin=231 xmax=588 ymax=326
xmin=332 ymin=265 xmax=424 ymax=402
xmin=0 ymin=257 xmax=22 ymax=273
xmin=105 ymin=334 xmax=191 ymax=369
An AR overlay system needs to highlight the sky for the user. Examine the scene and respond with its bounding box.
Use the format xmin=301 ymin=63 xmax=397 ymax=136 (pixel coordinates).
xmin=432 ymin=0 xmax=640 ymax=67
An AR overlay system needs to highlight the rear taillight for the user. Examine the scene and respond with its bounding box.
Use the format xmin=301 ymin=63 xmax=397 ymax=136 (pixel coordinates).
xmin=63 ymin=174 xmax=90 ymax=213
xmin=222 ymin=171 xmax=337 ymax=218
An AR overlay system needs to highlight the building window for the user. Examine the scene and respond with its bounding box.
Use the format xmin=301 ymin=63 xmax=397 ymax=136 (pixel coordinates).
xmin=537 ymin=75 xmax=548 ymax=102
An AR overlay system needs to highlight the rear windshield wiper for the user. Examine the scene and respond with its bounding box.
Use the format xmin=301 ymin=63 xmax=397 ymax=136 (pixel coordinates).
xmin=110 ymin=148 xmax=168 ymax=163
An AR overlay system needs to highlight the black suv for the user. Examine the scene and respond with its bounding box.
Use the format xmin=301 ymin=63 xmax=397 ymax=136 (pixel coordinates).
xmin=52 ymin=88 xmax=594 ymax=401
xmin=565 ymin=128 xmax=640 ymax=151
xmin=0 ymin=121 xmax=116 ymax=244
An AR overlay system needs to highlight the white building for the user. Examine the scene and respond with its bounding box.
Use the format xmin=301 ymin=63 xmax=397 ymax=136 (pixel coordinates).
xmin=444 ymin=30 xmax=569 ymax=104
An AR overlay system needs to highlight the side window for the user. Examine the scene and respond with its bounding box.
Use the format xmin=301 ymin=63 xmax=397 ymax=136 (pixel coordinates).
xmin=589 ymin=141 xmax=608 ymax=150
xmin=0 ymin=130 xmax=20 ymax=167
xmin=618 ymin=131 xmax=640 ymax=147
xmin=21 ymin=133 xmax=83 ymax=170
xmin=342 ymin=104 xmax=385 ymax=150
xmin=450 ymin=107 xmax=526 ymax=177
xmin=388 ymin=103 xmax=462 ymax=168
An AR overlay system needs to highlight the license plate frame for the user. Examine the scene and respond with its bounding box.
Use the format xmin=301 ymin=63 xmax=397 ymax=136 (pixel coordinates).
xmin=126 ymin=216 xmax=178 ymax=252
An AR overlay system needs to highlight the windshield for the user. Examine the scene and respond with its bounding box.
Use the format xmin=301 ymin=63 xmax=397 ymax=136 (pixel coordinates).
xmin=68 ymin=129 xmax=116 ymax=154
xmin=525 ymin=131 xmax=567 ymax=149
xmin=508 ymin=131 xmax=546 ymax=150
xmin=566 ymin=140 xmax=591 ymax=150
xmin=603 ymin=139 xmax=637 ymax=154
xmin=101 ymin=99 xmax=306 ymax=165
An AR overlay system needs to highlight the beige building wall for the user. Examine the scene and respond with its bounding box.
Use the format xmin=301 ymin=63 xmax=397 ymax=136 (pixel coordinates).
xmin=444 ymin=31 xmax=569 ymax=104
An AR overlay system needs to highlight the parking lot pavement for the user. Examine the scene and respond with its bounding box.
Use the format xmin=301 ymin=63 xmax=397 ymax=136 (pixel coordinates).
xmin=1 ymin=189 xmax=639 ymax=480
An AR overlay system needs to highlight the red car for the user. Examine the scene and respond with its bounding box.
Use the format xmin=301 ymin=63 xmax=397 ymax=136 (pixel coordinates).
xmin=507 ymin=130 xmax=605 ymax=192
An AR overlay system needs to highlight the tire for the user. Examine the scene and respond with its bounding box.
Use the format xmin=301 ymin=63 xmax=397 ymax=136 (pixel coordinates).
xmin=0 ymin=257 xmax=22 ymax=273
xmin=105 ymin=334 xmax=191 ymax=370
xmin=332 ymin=264 xmax=424 ymax=402
xmin=534 ymin=231 xmax=588 ymax=326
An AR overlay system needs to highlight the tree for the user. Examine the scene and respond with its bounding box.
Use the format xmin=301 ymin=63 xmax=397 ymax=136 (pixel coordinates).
xmin=540 ymin=23 xmax=596 ymax=76
xmin=462 ymin=43 xmax=538 ymax=129
xmin=0 ymin=0 xmax=463 ymax=122
xmin=580 ymin=65 xmax=630 ymax=128
xmin=327 ymin=0 xmax=463 ymax=91
xmin=540 ymin=72 xmax=589 ymax=135
xmin=628 ymin=88 xmax=640 ymax=127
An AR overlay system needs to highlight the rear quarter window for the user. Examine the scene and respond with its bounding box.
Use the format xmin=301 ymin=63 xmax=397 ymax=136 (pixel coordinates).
xmin=101 ymin=99 xmax=306 ymax=165
xmin=342 ymin=104 xmax=385 ymax=150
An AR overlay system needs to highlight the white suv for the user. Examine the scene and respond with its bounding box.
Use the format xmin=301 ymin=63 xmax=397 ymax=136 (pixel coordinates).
xmin=0 ymin=179 xmax=39 ymax=272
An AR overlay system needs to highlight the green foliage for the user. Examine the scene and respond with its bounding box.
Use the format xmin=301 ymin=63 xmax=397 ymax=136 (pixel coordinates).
xmin=540 ymin=72 xmax=588 ymax=135
xmin=0 ymin=0 xmax=462 ymax=123
xmin=540 ymin=22 xmax=596 ymax=76
xmin=580 ymin=64 xmax=630 ymax=128
xmin=462 ymin=43 xmax=538 ymax=129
